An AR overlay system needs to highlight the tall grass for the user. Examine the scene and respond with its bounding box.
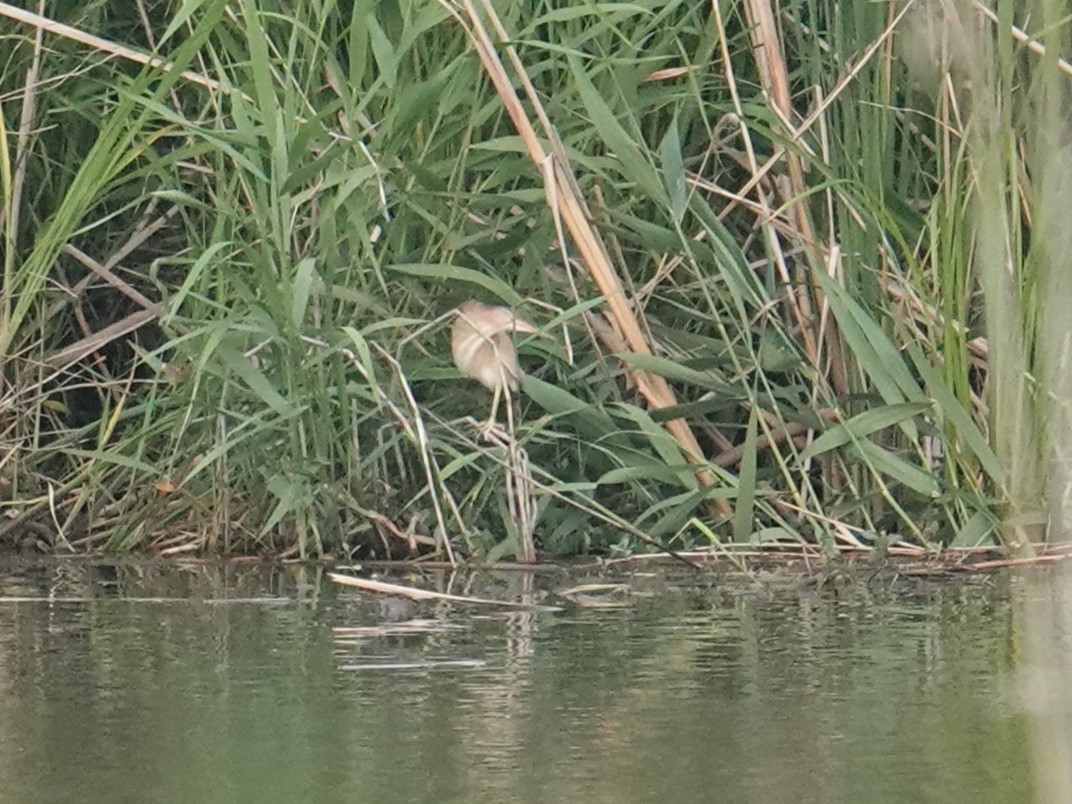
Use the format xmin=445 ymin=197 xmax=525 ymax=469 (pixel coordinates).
xmin=0 ymin=0 xmax=1068 ymax=559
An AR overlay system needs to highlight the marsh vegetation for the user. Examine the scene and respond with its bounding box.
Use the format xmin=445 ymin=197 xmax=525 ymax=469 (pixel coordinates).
xmin=1 ymin=0 xmax=1070 ymax=561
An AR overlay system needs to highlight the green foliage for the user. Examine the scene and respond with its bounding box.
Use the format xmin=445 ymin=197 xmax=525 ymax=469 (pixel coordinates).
xmin=0 ymin=0 xmax=1069 ymax=557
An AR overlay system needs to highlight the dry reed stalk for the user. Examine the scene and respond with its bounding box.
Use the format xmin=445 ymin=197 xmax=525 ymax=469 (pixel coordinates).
xmin=970 ymin=0 xmax=1072 ymax=78
xmin=737 ymin=1 xmax=916 ymax=402
xmin=5 ymin=0 xmax=44 ymax=244
xmin=0 ymin=2 xmax=223 ymax=91
xmin=740 ymin=0 xmax=851 ymax=398
xmin=711 ymin=0 xmax=815 ymax=368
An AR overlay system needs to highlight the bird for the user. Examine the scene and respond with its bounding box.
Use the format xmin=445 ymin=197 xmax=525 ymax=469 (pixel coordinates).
xmin=451 ymin=300 xmax=539 ymax=434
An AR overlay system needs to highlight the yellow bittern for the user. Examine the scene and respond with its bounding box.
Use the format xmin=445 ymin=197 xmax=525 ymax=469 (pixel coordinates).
xmin=451 ymin=300 xmax=538 ymax=433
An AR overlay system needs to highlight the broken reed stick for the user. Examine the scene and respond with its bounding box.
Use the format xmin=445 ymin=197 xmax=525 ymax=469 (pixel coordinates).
xmin=458 ymin=0 xmax=731 ymax=516
xmin=329 ymin=573 xmax=561 ymax=611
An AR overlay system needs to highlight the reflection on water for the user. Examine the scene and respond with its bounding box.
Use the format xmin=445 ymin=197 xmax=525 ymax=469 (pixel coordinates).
xmin=1024 ymin=565 xmax=1072 ymax=803
xmin=0 ymin=560 xmax=1038 ymax=803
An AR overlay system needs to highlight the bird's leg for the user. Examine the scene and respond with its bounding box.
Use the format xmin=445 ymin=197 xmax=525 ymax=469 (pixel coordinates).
xmin=476 ymin=383 xmax=503 ymax=441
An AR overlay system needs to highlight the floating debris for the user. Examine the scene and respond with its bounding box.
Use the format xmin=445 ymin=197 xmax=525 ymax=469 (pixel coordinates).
xmin=556 ymin=583 xmax=643 ymax=609
xmin=329 ymin=573 xmax=561 ymax=612
xmin=339 ymin=658 xmax=487 ymax=672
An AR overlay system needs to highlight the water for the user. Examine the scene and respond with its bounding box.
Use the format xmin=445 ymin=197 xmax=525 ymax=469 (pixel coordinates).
xmin=0 ymin=560 xmax=1038 ymax=803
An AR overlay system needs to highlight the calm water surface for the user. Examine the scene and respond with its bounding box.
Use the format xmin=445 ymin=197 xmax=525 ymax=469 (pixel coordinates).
xmin=0 ymin=560 xmax=1038 ymax=803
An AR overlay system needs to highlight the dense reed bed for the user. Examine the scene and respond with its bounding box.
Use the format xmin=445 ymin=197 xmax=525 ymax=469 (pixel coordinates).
xmin=1 ymin=0 xmax=1069 ymax=560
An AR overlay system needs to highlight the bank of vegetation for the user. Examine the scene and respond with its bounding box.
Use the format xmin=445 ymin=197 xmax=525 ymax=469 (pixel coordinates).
xmin=1 ymin=0 xmax=1070 ymax=561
